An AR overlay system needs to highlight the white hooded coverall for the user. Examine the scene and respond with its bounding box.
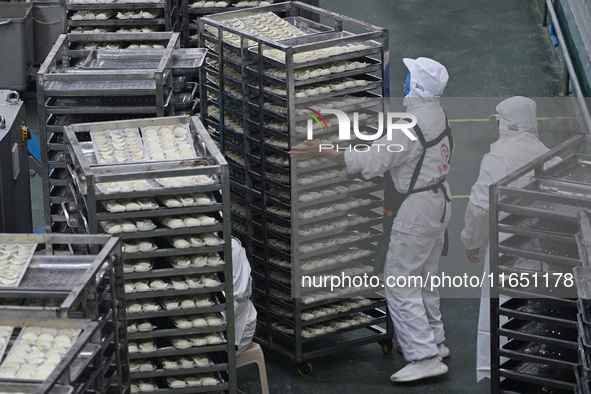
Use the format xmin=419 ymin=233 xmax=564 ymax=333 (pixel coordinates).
xmin=460 ymin=96 xmax=560 ymax=381
xmin=345 ymin=88 xmax=452 ymax=361
xmin=231 ymin=238 xmax=257 ymax=355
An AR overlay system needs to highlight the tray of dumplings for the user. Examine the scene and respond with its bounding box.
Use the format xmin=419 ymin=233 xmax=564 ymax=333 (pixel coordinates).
xmin=89 ymin=175 xmax=218 ymax=195
xmin=263 ymin=213 xmax=378 ymax=243
xmin=250 ymin=33 xmax=381 ymax=67
xmin=80 ymin=48 xmax=207 ymax=71
xmin=124 ymin=274 xmax=223 ymax=296
xmin=158 ymin=293 xmax=220 ymax=312
xmin=0 ymin=327 xmax=81 ymax=381
xmin=102 ymin=197 xmax=159 ymax=213
xmin=500 ymin=235 xmax=580 ymax=263
xmin=130 ymin=372 xmax=224 ymax=391
xmin=157 ymin=214 xmax=219 ymax=230
xmin=274 ymin=229 xmax=379 ymax=259
xmin=299 ymin=248 xmax=375 ymax=274
xmin=167 ymin=253 xmax=225 ymax=270
xmin=204 ymin=12 xmax=307 ymax=48
xmin=250 ymin=76 xmax=381 ymax=105
xmin=166 ymin=233 xmax=224 ymax=250
xmin=262 ymin=195 xmax=380 ymax=227
xmin=190 ymin=0 xmax=235 ymax=10
xmin=156 ymin=354 xmax=216 ymax=374
xmin=0 ymin=244 xmax=36 ymax=288
xmin=271 ymin=312 xmax=376 ymax=340
xmin=91 ymin=128 xmax=147 ymax=164
xmin=163 ymin=372 xmax=226 ymax=390
xmin=253 ymin=57 xmax=382 ymax=86
xmin=141 ymin=123 xmax=199 ymax=161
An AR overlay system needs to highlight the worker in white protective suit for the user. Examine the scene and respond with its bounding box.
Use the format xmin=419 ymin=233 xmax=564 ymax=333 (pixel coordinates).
xmin=461 ymin=96 xmax=560 ymax=381
xmin=290 ymin=57 xmax=453 ymax=383
xmin=231 ymin=238 xmax=257 ymax=355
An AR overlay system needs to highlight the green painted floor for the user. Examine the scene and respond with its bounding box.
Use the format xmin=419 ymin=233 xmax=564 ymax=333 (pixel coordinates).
xmin=22 ymin=0 xmax=584 ymax=393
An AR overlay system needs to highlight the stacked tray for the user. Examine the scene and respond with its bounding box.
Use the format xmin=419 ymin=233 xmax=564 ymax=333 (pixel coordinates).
xmin=0 ymin=233 xmax=129 ymax=394
xmin=38 ymin=32 xmax=205 ymax=234
xmin=64 ymin=115 xmax=236 ymax=393
xmin=182 ymin=0 xmax=279 ymax=47
xmin=490 ymin=135 xmax=591 ymax=393
xmin=197 ymin=2 xmax=393 ymax=372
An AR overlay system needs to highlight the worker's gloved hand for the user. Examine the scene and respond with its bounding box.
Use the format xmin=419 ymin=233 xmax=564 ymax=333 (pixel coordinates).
xmin=465 ymin=248 xmax=480 ymax=263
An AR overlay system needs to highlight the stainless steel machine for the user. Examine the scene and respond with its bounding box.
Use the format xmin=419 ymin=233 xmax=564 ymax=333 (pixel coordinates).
xmin=0 ymin=90 xmax=32 ymax=233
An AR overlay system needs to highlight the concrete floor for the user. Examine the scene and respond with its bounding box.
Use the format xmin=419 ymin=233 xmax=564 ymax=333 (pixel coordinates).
xmin=22 ymin=0 xmax=584 ymax=393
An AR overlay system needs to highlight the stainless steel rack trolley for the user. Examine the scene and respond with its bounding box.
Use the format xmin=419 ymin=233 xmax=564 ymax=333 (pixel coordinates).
xmin=37 ymin=32 xmax=207 ymax=234
xmin=0 ymin=232 xmax=129 ymax=393
xmin=198 ymin=1 xmax=392 ymax=375
xmin=490 ymin=134 xmax=591 ymax=393
xmin=64 ymin=115 xmax=236 ymax=392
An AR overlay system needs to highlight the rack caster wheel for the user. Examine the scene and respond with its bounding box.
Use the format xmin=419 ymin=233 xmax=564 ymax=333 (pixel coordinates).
xmin=380 ymin=339 xmax=394 ymax=354
xmin=297 ymin=362 xmax=313 ymax=377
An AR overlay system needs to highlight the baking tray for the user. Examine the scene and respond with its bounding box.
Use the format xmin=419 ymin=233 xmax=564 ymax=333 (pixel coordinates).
xmin=0 ymin=327 xmax=81 ymax=381
xmin=247 ymin=31 xmax=382 ymax=68
xmin=542 ymin=153 xmax=591 ymax=186
xmin=90 ymin=128 xmax=147 ymax=164
xmin=172 ymin=82 xmax=198 ymax=110
xmin=500 ymin=235 xmax=579 ymax=262
xmin=248 ymin=56 xmax=382 ymax=87
xmin=140 ymin=122 xmax=200 ymax=161
xmin=500 ymin=319 xmax=578 ymax=349
xmin=172 ymin=48 xmax=208 ymax=72
xmin=521 ymin=178 xmax=591 ymax=201
xmin=500 ymin=339 xmax=578 ymax=368
xmin=499 ymin=214 xmax=579 ymax=236
xmin=499 ymin=359 xmax=576 ymax=391
xmin=0 ymin=243 xmax=36 ymax=288
xmin=0 ymin=327 xmax=14 ymax=370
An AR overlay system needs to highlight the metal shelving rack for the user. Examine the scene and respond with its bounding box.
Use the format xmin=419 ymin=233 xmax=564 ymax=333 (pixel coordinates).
xmin=62 ymin=0 xmax=180 ymax=34
xmin=37 ymin=32 xmax=184 ymax=234
xmin=197 ymin=1 xmax=392 ymax=374
xmin=0 ymin=233 xmax=130 ymax=394
xmin=490 ymin=134 xmax=591 ymax=393
xmin=63 ymin=115 xmax=236 ymax=393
